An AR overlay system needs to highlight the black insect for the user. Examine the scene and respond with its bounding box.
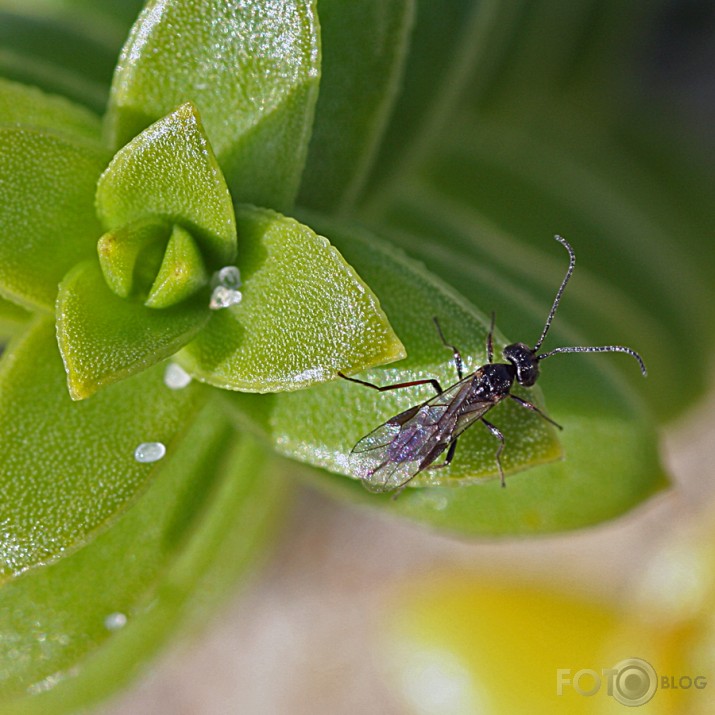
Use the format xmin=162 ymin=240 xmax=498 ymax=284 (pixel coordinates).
xmin=339 ymin=235 xmax=647 ymax=494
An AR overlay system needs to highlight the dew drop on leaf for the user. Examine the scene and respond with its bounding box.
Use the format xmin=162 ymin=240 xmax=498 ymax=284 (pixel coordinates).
xmin=163 ymin=362 xmax=192 ymax=389
xmin=104 ymin=612 xmax=128 ymax=631
xmin=133 ymin=442 xmax=166 ymax=463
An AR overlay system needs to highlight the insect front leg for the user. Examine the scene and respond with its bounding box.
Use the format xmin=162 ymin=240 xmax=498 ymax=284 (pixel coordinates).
xmin=338 ymin=372 xmax=443 ymax=395
xmin=486 ymin=311 xmax=495 ymax=363
xmin=481 ymin=418 xmax=506 ymax=487
xmin=510 ymin=394 xmax=563 ymax=430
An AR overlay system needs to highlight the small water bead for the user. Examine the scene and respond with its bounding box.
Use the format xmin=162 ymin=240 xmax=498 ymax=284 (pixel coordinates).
xmin=209 ymin=265 xmax=243 ymax=310
xmin=209 ymin=285 xmax=242 ymax=310
xmin=104 ymin=612 xmax=128 ymax=631
xmin=211 ymin=265 xmax=241 ymax=290
xmin=134 ymin=441 xmax=166 ymax=463
xmin=163 ymin=362 xmax=192 ymax=390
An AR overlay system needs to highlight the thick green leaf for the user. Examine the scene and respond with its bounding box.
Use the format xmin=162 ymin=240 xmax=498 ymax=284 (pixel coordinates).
xmin=0 ymin=317 xmax=209 ymax=577
xmin=222 ymin=215 xmax=561 ymax=485
xmin=297 ymin=0 xmax=413 ymax=212
xmin=178 ymin=205 xmax=405 ymax=392
xmin=96 ymin=102 xmax=237 ymax=268
xmin=105 ymin=0 xmax=320 ymax=212
xmin=146 ymin=224 xmax=209 ymax=309
xmin=0 ymin=408 xmax=287 ymax=713
xmin=97 ymin=218 xmax=171 ymax=299
xmin=0 ymin=126 xmax=109 ymax=311
xmin=293 ymin=224 xmax=665 ymax=535
xmin=0 ymin=76 xmax=101 ymax=140
xmin=56 ymin=261 xmax=210 ymax=400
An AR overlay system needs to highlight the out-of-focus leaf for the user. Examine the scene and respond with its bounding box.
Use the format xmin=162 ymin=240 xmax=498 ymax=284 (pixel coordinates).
xmin=105 ymin=0 xmax=320 ymax=212
xmin=0 ymin=126 xmax=109 ymax=311
xmin=222 ymin=214 xmax=561 ymax=486
xmin=56 ymin=261 xmax=210 ymax=400
xmin=0 ymin=408 xmax=287 ymax=714
xmin=408 ymin=114 xmax=711 ymax=416
xmin=96 ymin=102 xmax=237 ymax=268
xmin=0 ymin=9 xmax=119 ymax=112
xmin=178 ymin=205 xmax=405 ymax=392
xmin=0 ymin=298 xmax=29 ymax=339
xmin=0 ymin=317 xmax=208 ymax=577
xmin=364 ymin=0 xmax=515 ymax=208
xmin=297 ymin=0 xmax=413 ymax=212
xmin=0 ymin=76 xmax=100 ymax=140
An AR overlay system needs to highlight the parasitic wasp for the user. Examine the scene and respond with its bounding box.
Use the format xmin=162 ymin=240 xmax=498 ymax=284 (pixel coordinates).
xmin=339 ymin=235 xmax=647 ymax=494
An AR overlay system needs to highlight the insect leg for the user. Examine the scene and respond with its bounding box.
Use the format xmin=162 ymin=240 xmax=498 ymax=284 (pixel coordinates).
xmin=432 ymin=317 xmax=464 ymax=379
xmin=510 ymin=394 xmax=563 ymax=430
xmin=427 ymin=438 xmax=459 ymax=471
xmin=481 ymin=418 xmax=506 ymax=487
xmin=486 ymin=311 xmax=495 ymax=363
xmin=338 ymin=372 xmax=443 ymax=395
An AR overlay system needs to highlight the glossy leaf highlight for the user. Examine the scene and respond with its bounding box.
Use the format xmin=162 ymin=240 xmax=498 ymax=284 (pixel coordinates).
xmin=105 ymin=0 xmax=320 ymax=211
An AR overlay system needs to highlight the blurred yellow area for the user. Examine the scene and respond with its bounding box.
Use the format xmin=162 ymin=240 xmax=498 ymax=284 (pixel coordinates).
xmin=379 ymin=535 xmax=713 ymax=715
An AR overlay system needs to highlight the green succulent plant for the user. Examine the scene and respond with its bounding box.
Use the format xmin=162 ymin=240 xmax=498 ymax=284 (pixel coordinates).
xmin=0 ymin=0 xmax=711 ymax=711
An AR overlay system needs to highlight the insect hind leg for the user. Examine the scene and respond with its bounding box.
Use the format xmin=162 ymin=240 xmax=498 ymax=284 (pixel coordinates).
xmin=427 ymin=438 xmax=458 ymax=472
xmin=510 ymin=394 xmax=563 ymax=430
xmin=481 ymin=418 xmax=506 ymax=487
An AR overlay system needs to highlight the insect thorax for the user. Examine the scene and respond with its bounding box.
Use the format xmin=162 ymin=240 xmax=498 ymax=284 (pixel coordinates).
xmin=471 ymin=363 xmax=516 ymax=402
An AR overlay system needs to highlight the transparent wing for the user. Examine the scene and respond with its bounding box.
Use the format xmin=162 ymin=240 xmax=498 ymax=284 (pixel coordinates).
xmin=348 ymin=375 xmax=492 ymax=493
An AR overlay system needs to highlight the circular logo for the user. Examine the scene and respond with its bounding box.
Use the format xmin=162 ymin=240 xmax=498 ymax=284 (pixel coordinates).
xmin=611 ymin=658 xmax=657 ymax=706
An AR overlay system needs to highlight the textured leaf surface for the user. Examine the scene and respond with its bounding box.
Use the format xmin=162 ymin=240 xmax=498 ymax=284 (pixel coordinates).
xmin=96 ymin=102 xmax=236 ymax=268
xmin=0 ymin=126 xmax=109 ymax=311
xmin=178 ymin=205 xmax=405 ymax=392
xmin=223 ymin=215 xmax=562 ymax=486
xmin=0 ymin=318 xmax=208 ymax=577
xmin=105 ymin=0 xmax=320 ymax=211
xmin=0 ymin=410 xmax=286 ymax=714
xmin=56 ymin=261 xmax=210 ymax=400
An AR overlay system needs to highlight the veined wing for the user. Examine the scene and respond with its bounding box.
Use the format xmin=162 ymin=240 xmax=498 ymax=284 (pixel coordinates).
xmin=348 ymin=374 xmax=491 ymax=493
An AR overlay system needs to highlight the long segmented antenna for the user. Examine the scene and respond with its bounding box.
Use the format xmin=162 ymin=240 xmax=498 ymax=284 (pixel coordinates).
xmin=537 ymin=345 xmax=648 ymax=376
xmin=533 ymin=235 xmax=575 ymax=352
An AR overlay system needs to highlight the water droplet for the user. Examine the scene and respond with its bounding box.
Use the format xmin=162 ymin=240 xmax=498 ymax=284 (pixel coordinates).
xmin=134 ymin=442 xmax=166 ymax=463
xmin=104 ymin=612 xmax=127 ymax=631
xmin=164 ymin=362 xmax=192 ymax=389
xmin=209 ymin=285 xmax=242 ymax=310
xmin=210 ymin=265 xmax=241 ymax=290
